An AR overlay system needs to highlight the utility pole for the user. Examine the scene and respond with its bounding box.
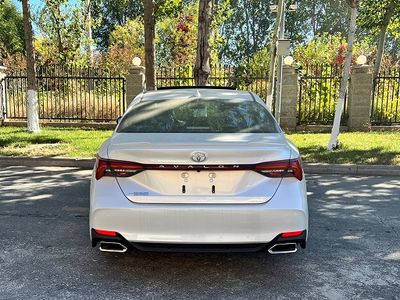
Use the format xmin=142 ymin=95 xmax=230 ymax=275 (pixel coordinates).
xmin=270 ymin=2 xmax=297 ymax=124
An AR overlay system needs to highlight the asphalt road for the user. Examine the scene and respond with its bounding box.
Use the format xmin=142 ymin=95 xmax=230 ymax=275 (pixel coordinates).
xmin=1 ymin=166 xmax=399 ymax=299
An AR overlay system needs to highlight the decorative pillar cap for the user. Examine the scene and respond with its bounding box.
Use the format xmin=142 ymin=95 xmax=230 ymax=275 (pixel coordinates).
xmin=129 ymin=65 xmax=145 ymax=74
xmin=352 ymin=64 xmax=372 ymax=74
xmin=282 ymin=64 xmax=297 ymax=74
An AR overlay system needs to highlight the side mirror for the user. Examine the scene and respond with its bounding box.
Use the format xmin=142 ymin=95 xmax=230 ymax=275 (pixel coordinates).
xmin=116 ymin=116 xmax=122 ymax=124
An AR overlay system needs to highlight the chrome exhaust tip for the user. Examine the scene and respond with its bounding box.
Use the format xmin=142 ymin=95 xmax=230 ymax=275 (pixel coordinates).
xmin=99 ymin=241 xmax=128 ymax=253
xmin=268 ymin=243 xmax=297 ymax=254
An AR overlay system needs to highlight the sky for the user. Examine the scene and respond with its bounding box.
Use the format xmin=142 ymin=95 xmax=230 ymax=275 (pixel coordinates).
xmin=12 ymin=0 xmax=80 ymax=34
xmin=12 ymin=0 xmax=44 ymax=12
xmin=12 ymin=0 xmax=79 ymax=12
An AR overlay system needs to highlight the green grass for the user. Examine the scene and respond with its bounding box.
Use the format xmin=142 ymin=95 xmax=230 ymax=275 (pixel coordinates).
xmin=0 ymin=127 xmax=399 ymax=165
xmin=287 ymin=132 xmax=400 ymax=165
xmin=0 ymin=127 xmax=112 ymax=158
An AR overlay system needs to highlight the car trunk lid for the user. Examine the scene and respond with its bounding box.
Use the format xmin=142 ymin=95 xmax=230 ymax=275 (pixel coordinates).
xmin=108 ymin=133 xmax=291 ymax=204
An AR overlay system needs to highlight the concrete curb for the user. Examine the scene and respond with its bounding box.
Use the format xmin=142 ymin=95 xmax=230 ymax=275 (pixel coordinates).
xmin=303 ymin=163 xmax=400 ymax=176
xmin=0 ymin=156 xmax=95 ymax=169
xmin=1 ymin=156 xmax=399 ymax=176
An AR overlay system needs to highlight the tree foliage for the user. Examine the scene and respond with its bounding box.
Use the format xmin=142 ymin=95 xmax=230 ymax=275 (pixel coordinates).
xmin=0 ymin=0 xmax=25 ymax=56
xmin=286 ymin=0 xmax=350 ymax=45
xmin=358 ymin=0 xmax=400 ymax=58
xmin=100 ymin=18 xmax=145 ymax=74
xmin=3 ymin=0 xmax=399 ymax=75
xmin=157 ymin=3 xmax=198 ymax=66
xmin=220 ymin=0 xmax=274 ymax=65
xmin=91 ymin=0 xmax=143 ymax=50
xmin=35 ymin=0 xmax=91 ymax=66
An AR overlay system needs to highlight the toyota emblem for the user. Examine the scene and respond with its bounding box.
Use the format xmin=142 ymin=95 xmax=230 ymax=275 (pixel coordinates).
xmin=191 ymin=151 xmax=207 ymax=162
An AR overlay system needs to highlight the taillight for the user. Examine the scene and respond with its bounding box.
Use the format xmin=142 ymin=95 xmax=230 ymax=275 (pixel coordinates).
xmin=255 ymin=158 xmax=303 ymax=181
xmin=95 ymin=157 xmax=144 ymax=180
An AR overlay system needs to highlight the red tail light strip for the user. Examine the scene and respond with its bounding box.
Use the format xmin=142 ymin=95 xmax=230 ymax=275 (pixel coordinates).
xmin=94 ymin=229 xmax=117 ymax=237
xmin=281 ymin=230 xmax=305 ymax=238
xmin=95 ymin=158 xmax=144 ymax=180
xmin=95 ymin=157 xmax=303 ymax=181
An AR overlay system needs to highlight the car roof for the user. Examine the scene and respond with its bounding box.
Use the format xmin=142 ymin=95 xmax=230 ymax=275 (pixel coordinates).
xmin=140 ymin=88 xmax=255 ymax=102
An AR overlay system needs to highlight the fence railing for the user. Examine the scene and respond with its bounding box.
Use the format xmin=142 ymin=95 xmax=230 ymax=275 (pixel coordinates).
xmin=372 ymin=68 xmax=400 ymax=125
xmin=156 ymin=65 xmax=270 ymax=104
xmin=5 ymin=64 xmax=399 ymax=127
xmin=298 ymin=64 xmax=347 ymax=125
xmin=4 ymin=66 xmax=125 ymax=122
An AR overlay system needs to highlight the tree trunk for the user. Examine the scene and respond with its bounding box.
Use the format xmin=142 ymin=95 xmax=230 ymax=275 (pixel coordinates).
xmin=327 ymin=1 xmax=358 ymax=150
xmin=195 ymin=0 xmax=213 ymax=86
xmin=85 ymin=0 xmax=94 ymax=64
xmin=144 ymin=0 xmax=156 ymax=90
xmin=373 ymin=0 xmax=395 ymax=80
xmin=266 ymin=0 xmax=284 ymax=111
xmin=22 ymin=0 xmax=40 ymax=133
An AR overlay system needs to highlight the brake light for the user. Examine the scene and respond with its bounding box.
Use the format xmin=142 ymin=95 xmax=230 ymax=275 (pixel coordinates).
xmin=94 ymin=229 xmax=117 ymax=237
xmin=255 ymin=158 xmax=303 ymax=181
xmin=281 ymin=230 xmax=305 ymax=238
xmin=95 ymin=157 xmax=144 ymax=180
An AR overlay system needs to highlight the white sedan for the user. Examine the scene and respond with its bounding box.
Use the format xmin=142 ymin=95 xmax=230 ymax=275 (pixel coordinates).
xmin=90 ymin=88 xmax=308 ymax=254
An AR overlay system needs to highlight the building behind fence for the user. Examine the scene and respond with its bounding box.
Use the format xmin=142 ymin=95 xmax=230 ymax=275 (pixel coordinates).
xmin=1 ymin=63 xmax=399 ymax=128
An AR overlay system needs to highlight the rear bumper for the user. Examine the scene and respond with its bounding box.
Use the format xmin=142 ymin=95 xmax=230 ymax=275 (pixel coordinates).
xmin=90 ymin=176 xmax=308 ymax=245
xmin=91 ymin=229 xmax=307 ymax=253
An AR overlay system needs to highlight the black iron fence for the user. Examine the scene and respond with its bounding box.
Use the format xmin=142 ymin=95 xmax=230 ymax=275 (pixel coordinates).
xmin=156 ymin=65 xmax=270 ymax=102
xmin=4 ymin=66 xmax=125 ymax=122
xmin=5 ymin=64 xmax=399 ymax=127
xmin=372 ymin=68 xmax=400 ymax=125
xmin=298 ymin=64 xmax=348 ymax=125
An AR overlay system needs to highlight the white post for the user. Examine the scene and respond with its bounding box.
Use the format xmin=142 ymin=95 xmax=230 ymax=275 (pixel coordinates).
xmin=0 ymin=66 xmax=7 ymax=121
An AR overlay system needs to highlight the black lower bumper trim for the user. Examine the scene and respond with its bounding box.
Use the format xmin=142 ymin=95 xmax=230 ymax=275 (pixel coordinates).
xmin=131 ymin=242 xmax=268 ymax=253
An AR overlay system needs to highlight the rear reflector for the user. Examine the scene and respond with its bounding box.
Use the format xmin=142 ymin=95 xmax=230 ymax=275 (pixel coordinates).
xmin=255 ymin=158 xmax=303 ymax=181
xmin=94 ymin=229 xmax=117 ymax=237
xmin=281 ymin=230 xmax=305 ymax=238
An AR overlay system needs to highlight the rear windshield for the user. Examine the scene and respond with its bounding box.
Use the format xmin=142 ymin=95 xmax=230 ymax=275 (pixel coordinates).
xmin=117 ymin=98 xmax=279 ymax=133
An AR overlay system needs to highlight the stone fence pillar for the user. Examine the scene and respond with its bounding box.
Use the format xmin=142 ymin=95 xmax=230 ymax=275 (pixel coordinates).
xmin=126 ymin=65 xmax=145 ymax=108
xmin=348 ymin=65 xmax=373 ymax=131
xmin=0 ymin=66 xmax=7 ymax=121
xmin=280 ymin=65 xmax=298 ymax=131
